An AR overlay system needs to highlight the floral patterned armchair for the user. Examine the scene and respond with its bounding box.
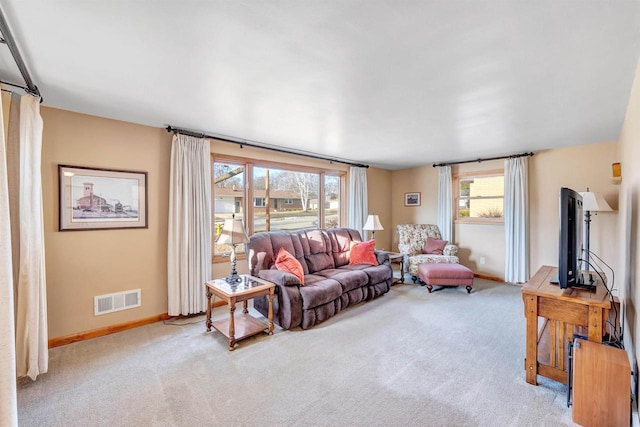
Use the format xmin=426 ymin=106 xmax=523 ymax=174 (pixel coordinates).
xmin=396 ymin=224 xmax=459 ymax=283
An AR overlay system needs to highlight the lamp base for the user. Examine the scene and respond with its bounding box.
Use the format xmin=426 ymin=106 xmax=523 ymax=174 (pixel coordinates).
xmin=225 ymin=274 xmax=243 ymax=285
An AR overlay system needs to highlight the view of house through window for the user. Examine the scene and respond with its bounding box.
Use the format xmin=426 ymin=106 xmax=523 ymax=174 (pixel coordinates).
xmin=324 ymin=175 xmax=340 ymax=228
xmin=213 ymin=161 xmax=245 ymax=255
xmin=212 ymin=158 xmax=344 ymax=258
xmin=456 ymin=172 xmax=504 ymax=222
xmin=253 ymin=166 xmax=320 ymax=233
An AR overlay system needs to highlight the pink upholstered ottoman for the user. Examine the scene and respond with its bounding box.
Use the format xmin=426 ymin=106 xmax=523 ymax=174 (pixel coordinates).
xmin=418 ymin=263 xmax=474 ymax=294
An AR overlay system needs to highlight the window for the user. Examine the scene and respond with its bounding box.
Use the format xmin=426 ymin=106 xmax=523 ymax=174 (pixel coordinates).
xmin=212 ymin=156 xmax=345 ymax=259
xmin=324 ymin=175 xmax=340 ymax=228
xmin=454 ymin=170 xmax=504 ymax=223
xmin=213 ymin=161 xmax=246 ymax=255
xmin=253 ymin=166 xmax=319 ymax=234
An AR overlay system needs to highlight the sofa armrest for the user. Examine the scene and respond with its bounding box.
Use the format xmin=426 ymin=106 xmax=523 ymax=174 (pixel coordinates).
xmin=258 ymin=269 xmax=301 ymax=286
xmin=256 ymin=269 xmax=303 ymax=330
xmin=374 ymin=250 xmax=390 ymax=265
xmin=443 ymin=244 xmax=458 ymax=257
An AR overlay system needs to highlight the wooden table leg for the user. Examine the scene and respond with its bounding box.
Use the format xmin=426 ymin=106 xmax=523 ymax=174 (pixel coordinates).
xmin=588 ymin=306 xmax=603 ymax=343
xmin=206 ymin=286 xmax=213 ymax=332
xmin=228 ymin=299 xmax=236 ymax=351
xmin=243 ymin=299 xmax=249 ymax=314
xmin=267 ymin=287 xmax=274 ymax=335
xmin=524 ymin=295 xmax=539 ymax=385
xmin=400 ymin=258 xmax=405 ymax=284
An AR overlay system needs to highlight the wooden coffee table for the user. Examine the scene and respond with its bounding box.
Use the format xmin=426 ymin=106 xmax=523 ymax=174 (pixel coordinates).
xmin=205 ymin=274 xmax=274 ymax=351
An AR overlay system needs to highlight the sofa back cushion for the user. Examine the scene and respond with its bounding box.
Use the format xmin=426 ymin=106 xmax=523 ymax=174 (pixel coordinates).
xmin=247 ymin=231 xmax=309 ymax=276
xmin=329 ymin=228 xmax=362 ymax=267
xmin=396 ymin=224 xmax=443 ymax=256
xmin=248 ymin=227 xmax=364 ymax=276
xmin=301 ymin=229 xmax=335 ymax=273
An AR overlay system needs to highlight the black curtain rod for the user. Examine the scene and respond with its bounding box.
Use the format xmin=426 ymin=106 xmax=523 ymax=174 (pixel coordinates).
xmin=0 ymin=7 xmax=42 ymax=101
xmin=165 ymin=125 xmax=369 ymax=168
xmin=432 ymin=151 xmax=534 ymax=168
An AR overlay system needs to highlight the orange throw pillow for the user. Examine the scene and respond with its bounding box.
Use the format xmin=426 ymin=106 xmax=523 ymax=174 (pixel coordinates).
xmin=275 ymin=248 xmax=305 ymax=284
xmin=349 ymin=240 xmax=378 ymax=266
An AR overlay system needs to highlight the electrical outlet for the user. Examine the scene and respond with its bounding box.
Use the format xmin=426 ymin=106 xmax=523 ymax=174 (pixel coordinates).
xmin=479 ymin=257 xmax=486 ymax=265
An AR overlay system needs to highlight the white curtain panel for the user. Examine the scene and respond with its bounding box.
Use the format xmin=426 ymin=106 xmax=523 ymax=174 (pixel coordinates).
xmin=504 ymin=156 xmax=530 ymax=283
xmin=14 ymin=94 xmax=48 ymax=380
xmin=437 ymin=165 xmax=453 ymax=242
xmin=167 ymin=134 xmax=212 ymax=316
xmin=0 ymin=92 xmax=18 ymax=427
xmin=347 ymin=166 xmax=368 ymax=237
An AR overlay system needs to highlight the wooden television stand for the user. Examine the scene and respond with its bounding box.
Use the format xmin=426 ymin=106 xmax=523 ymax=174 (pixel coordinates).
xmin=522 ymin=266 xmax=630 ymax=426
xmin=521 ymin=265 xmax=613 ymax=385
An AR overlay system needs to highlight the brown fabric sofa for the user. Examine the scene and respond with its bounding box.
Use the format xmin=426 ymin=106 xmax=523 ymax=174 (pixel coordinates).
xmin=247 ymin=228 xmax=392 ymax=329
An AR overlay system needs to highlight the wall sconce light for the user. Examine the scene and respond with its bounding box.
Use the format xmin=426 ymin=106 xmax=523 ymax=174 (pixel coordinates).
xmin=611 ymin=162 xmax=621 ymax=185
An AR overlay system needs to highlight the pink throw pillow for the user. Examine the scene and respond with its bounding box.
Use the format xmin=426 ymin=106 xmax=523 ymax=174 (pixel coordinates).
xmin=275 ymin=248 xmax=305 ymax=284
xmin=423 ymin=237 xmax=448 ymax=255
xmin=349 ymin=240 xmax=378 ymax=266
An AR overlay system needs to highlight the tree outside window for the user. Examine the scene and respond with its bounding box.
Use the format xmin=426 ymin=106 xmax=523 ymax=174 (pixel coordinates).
xmin=212 ymin=157 xmax=344 ymax=259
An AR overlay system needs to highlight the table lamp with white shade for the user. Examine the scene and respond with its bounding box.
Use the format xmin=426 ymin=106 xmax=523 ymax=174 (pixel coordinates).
xmin=578 ymin=189 xmax=612 ymax=270
xmin=216 ymin=215 xmax=250 ymax=284
xmin=363 ymin=214 xmax=384 ymax=239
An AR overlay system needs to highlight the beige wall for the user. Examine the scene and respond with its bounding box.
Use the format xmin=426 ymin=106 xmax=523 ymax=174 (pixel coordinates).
xmin=617 ymin=59 xmax=640 ymax=382
xmin=452 ymin=160 xmax=506 ymax=278
xmin=390 ymin=165 xmax=439 ymax=250
xmin=366 ymin=167 xmax=392 ymax=251
xmin=388 ymin=141 xmax=619 ymax=281
xmin=529 ymin=141 xmax=619 ymax=275
xmin=42 ymin=107 xmax=172 ymax=339
xmin=39 ymin=106 xmax=382 ymax=338
xmin=36 ymin=88 xmax=628 ymax=343
xmin=389 ymin=161 xmax=506 ymax=278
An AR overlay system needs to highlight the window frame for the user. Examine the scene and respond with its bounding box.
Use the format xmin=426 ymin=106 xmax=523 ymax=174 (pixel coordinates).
xmin=212 ymin=154 xmax=346 ymax=262
xmin=453 ymin=169 xmax=505 ymax=225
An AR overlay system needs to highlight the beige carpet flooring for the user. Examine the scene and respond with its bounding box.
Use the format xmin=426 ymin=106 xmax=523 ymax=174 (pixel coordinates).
xmin=17 ymin=279 xmax=577 ymax=426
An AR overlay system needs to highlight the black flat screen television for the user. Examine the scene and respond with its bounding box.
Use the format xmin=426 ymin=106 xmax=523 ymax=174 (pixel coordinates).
xmin=554 ymin=187 xmax=595 ymax=290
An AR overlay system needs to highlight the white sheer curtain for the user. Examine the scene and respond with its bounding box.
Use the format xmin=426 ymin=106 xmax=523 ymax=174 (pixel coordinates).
xmin=504 ymin=156 xmax=529 ymax=283
xmin=0 ymin=91 xmax=18 ymax=427
xmin=437 ymin=165 xmax=453 ymax=241
xmin=14 ymin=94 xmax=48 ymax=380
xmin=167 ymin=134 xmax=212 ymax=316
xmin=347 ymin=166 xmax=368 ymax=237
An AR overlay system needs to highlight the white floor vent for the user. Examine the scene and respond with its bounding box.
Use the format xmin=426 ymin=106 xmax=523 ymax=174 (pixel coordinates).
xmin=94 ymin=289 xmax=141 ymax=316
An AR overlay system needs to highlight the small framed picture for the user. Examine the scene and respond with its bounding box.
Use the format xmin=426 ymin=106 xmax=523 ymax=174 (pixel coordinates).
xmin=404 ymin=192 xmax=421 ymax=207
xmin=59 ymin=165 xmax=148 ymax=231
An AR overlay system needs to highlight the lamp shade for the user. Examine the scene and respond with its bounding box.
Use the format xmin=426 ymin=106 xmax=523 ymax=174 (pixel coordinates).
xmin=363 ymin=214 xmax=384 ymax=231
xmin=216 ymin=217 xmax=250 ymax=244
xmin=579 ymin=192 xmax=612 ymax=212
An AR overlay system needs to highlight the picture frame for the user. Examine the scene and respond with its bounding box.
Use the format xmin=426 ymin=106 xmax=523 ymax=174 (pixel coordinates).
xmin=59 ymin=165 xmax=148 ymax=231
xmin=404 ymin=192 xmax=421 ymax=207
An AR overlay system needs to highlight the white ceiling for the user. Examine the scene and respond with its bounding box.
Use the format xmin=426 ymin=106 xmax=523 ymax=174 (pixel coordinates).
xmin=1 ymin=1 xmax=639 ymax=170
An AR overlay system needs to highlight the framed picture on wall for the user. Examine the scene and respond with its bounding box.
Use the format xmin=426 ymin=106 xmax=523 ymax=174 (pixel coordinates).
xmin=404 ymin=192 xmax=421 ymax=206
xmin=59 ymin=165 xmax=148 ymax=231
